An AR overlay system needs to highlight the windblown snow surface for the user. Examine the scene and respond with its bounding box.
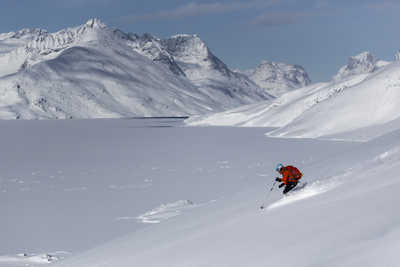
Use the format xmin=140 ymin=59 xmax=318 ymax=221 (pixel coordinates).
xmin=2 ymin=117 xmax=400 ymax=267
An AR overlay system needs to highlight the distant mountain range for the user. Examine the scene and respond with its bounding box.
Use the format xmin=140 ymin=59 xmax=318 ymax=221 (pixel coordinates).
xmin=0 ymin=19 xmax=310 ymax=119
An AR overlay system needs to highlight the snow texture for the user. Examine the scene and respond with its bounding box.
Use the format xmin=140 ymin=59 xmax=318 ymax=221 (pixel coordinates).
xmin=135 ymin=200 xmax=196 ymax=224
xmin=267 ymin=180 xmax=339 ymax=209
xmin=0 ymin=252 xmax=65 ymax=266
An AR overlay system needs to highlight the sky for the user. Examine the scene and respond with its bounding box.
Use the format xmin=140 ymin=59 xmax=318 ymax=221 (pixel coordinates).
xmin=1 ymin=0 xmax=400 ymax=82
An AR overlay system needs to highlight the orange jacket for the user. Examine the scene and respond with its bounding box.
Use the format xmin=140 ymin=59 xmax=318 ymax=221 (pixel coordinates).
xmin=279 ymin=165 xmax=302 ymax=184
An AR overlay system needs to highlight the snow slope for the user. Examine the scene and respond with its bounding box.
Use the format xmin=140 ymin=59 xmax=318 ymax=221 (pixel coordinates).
xmin=0 ymin=19 xmax=271 ymax=119
xmin=187 ymin=52 xmax=400 ymax=141
xmin=0 ymin=118 xmax=392 ymax=267
xmin=3 ymin=118 xmax=400 ymax=267
xmin=269 ymin=60 xmax=400 ymax=140
xmin=0 ymin=118 xmax=354 ymax=265
xmin=186 ymin=74 xmax=366 ymax=128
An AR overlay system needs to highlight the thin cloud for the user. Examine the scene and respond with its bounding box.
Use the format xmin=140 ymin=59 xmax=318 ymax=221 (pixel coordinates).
xmin=312 ymin=0 xmax=331 ymax=9
xmin=120 ymin=0 xmax=281 ymax=22
xmin=311 ymin=0 xmax=380 ymax=10
xmin=46 ymin=0 xmax=112 ymax=8
xmin=367 ymin=0 xmax=400 ymax=10
xmin=250 ymin=11 xmax=316 ymax=27
xmin=251 ymin=0 xmax=365 ymax=28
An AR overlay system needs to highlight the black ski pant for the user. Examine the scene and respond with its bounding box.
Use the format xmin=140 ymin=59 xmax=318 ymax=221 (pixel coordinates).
xmin=283 ymin=182 xmax=298 ymax=194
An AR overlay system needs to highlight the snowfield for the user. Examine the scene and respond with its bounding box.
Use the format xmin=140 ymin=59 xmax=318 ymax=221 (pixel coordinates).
xmin=2 ymin=118 xmax=400 ymax=267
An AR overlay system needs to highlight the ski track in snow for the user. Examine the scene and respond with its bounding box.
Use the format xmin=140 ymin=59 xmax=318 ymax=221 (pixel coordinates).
xmin=0 ymin=252 xmax=68 ymax=265
xmin=373 ymin=146 xmax=400 ymax=164
xmin=133 ymin=200 xmax=197 ymax=224
xmin=267 ymin=180 xmax=341 ymax=210
xmin=108 ymin=183 xmax=152 ymax=191
xmin=63 ymin=186 xmax=88 ymax=192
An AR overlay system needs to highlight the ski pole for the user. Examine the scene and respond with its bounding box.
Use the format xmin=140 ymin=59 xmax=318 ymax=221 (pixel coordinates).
xmin=260 ymin=180 xmax=277 ymax=209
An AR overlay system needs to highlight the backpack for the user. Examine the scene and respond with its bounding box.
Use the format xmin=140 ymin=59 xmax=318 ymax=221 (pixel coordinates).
xmin=286 ymin=165 xmax=302 ymax=182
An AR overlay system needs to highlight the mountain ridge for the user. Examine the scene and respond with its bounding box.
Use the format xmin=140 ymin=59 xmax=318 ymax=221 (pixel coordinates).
xmin=0 ymin=19 xmax=275 ymax=119
xmin=187 ymin=51 xmax=400 ymax=141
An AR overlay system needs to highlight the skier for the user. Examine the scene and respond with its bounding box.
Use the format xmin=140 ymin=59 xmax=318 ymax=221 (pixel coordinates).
xmin=275 ymin=163 xmax=303 ymax=194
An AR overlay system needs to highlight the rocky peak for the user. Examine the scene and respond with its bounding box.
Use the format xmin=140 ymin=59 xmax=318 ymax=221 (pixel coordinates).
xmin=161 ymin=34 xmax=208 ymax=60
xmin=85 ymin=18 xmax=107 ymax=29
xmin=127 ymin=33 xmax=185 ymax=76
xmin=241 ymin=60 xmax=311 ymax=97
xmin=333 ymin=51 xmax=378 ymax=81
xmin=12 ymin=28 xmax=48 ymax=39
xmin=395 ymin=50 xmax=400 ymax=61
xmin=161 ymin=34 xmax=233 ymax=79
xmin=21 ymin=18 xmax=113 ymax=55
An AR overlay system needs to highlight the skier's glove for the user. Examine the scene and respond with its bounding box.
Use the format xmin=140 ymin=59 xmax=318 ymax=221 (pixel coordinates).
xmin=275 ymin=177 xmax=282 ymax=182
xmin=279 ymin=183 xmax=285 ymax=188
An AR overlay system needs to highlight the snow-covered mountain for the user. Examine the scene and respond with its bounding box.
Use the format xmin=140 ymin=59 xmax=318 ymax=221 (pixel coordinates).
xmin=333 ymin=51 xmax=389 ymax=81
xmin=237 ymin=60 xmax=311 ymax=97
xmin=0 ymin=19 xmax=272 ymax=119
xmin=0 ymin=28 xmax=48 ymax=55
xmin=187 ymin=51 xmax=400 ymax=141
xmin=130 ymin=33 xmax=270 ymax=106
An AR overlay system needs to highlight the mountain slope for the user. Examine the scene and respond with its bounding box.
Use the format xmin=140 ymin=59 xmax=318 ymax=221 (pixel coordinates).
xmin=0 ymin=19 xmax=272 ymax=119
xmin=132 ymin=33 xmax=269 ymax=107
xmin=0 ymin=45 xmax=223 ymax=119
xmin=187 ymin=52 xmax=400 ymax=141
xmin=237 ymin=60 xmax=311 ymax=97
